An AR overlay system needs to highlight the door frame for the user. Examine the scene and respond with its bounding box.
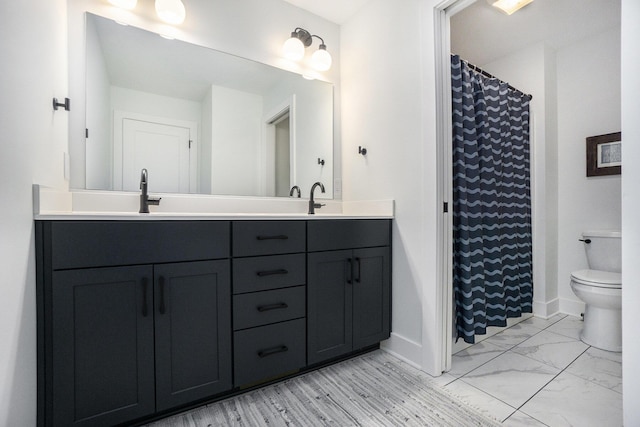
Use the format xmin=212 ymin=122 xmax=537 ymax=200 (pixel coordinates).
xmin=113 ymin=110 xmax=198 ymax=192
xmin=434 ymin=0 xmax=476 ymax=373
xmin=262 ymin=95 xmax=296 ymax=197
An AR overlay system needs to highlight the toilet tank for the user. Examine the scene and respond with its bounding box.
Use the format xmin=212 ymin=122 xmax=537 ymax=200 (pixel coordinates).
xmin=582 ymin=230 xmax=621 ymax=273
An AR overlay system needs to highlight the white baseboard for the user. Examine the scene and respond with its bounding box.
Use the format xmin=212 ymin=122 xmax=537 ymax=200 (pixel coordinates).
xmin=380 ymin=332 xmax=422 ymax=370
xmin=533 ymin=298 xmax=560 ymax=319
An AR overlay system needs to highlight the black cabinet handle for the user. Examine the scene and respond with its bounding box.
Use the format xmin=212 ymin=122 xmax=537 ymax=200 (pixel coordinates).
xmin=257 ymin=302 xmax=289 ymax=312
xmin=159 ymin=276 xmax=166 ymax=315
xmin=347 ymin=258 xmax=353 ymax=284
xmin=256 ymin=235 xmax=289 ymax=241
xmin=257 ymin=345 xmax=288 ymax=358
xmin=141 ymin=277 xmax=148 ymax=317
xmin=355 ymin=257 xmax=362 ymax=283
xmin=256 ymin=269 xmax=289 ymax=277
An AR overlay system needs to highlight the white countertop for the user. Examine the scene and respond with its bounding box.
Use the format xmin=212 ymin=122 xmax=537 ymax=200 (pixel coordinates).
xmin=34 ymin=212 xmax=392 ymax=220
xmin=33 ymin=185 xmax=394 ymax=221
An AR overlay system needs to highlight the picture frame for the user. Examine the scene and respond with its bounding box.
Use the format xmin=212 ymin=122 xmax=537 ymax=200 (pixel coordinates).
xmin=586 ymin=132 xmax=622 ymax=177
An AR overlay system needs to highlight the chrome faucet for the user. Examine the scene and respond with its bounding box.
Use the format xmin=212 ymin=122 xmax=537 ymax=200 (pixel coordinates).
xmin=139 ymin=168 xmax=161 ymax=213
xmin=289 ymin=185 xmax=301 ymax=198
xmin=308 ymin=182 xmax=326 ymax=215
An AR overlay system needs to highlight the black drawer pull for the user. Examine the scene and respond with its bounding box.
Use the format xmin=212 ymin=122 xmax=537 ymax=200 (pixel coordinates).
xmin=257 ymin=302 xmax=289 ymax=312
xmin=257 ymin=345 xmax=289 ymax=358
xmin=257 ymin=269 xmax=289 ymax=277
xmin=256 ymin=235 xmax=289 ymax=241
xmin=355 ymin=257 xmax=362 ymax=283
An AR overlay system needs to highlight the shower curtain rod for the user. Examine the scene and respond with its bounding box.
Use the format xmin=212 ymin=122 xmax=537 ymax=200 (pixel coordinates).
xmin=461 ymin=58 xmax=532 ymax=100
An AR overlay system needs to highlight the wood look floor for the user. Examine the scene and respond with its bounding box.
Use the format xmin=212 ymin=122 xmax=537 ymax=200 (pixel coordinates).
xmin=144 ymin=350 xmax=501 ymax=427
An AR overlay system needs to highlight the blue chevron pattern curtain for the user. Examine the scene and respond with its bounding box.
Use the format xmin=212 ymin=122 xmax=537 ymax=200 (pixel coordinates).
xmin=451 ymin=55 xmax=533 ymax=344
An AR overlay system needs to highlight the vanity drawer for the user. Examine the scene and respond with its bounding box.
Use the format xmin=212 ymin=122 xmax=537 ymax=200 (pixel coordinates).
xmin=49 ymin=221 xmax=230 ymax=269
xmin=307 ymin=219 xmax=391 ymax=252
xmin=233 ymin=286 xmax=305 ymax=331
xmin=233 ymin=253 xmax=305 ymax=294
xmin=232 ymin=221 xmax=305 ymax=257
xmin=234 ymin=318 xmax=306 ymax=386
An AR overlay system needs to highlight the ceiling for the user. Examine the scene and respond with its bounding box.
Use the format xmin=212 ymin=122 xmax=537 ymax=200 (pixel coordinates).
xmin=282 ymin=0 xmax=620 ymax=66
xmin=451 ymin=0 xmax=620 ymax=66
xmin=281 ymin=0 xmax=372 ymax=24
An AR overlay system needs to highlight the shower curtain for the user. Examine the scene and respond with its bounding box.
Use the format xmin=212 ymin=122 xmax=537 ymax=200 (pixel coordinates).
xmin=451 ymin=55 xmax=533 ymax=344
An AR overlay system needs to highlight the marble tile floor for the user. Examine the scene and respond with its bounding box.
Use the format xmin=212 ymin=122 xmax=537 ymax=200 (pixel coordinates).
xmin=436 ymin=314 xmax=623 ymax=426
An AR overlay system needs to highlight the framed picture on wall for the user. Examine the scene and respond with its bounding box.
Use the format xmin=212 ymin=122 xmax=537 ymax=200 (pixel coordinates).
xmin=586 ymin=132 xmax=622 ymax=177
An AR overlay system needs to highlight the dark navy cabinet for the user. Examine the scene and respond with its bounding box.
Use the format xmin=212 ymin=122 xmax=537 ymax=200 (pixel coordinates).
xmin=307 ymin=220 xmax=391 ymax=365
xmin=232 ymin=221 xmax=307 ymax=387
xmin=36 ymin=218 xmax=391 ymax=427
xmin=51 ymin=265 xmax=156 ymax=426
xmin=37 ymin=221 xmax=232 ymax=427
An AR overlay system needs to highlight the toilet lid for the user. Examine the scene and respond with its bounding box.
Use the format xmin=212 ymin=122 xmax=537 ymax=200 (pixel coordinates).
xmin=571 ymin=269 xmax=621 ymax=288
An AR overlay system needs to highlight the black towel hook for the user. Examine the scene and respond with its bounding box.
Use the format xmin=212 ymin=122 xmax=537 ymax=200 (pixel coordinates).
xmin=53 ymin=97 xmax=70 ymax=111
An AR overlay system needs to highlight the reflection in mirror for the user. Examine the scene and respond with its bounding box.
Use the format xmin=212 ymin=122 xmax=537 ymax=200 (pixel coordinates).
xmin=82 ymin=13 xmax=333 ymax=197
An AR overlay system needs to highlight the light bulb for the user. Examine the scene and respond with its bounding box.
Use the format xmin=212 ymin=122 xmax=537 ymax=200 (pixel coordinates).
xmin=282 ymin=36 xmax=305 ymax=61
xmin=108 ymin=0 xmax=137 ymax=10
xmin=155 ymin=0 xmax=186 ymax=25
xmin=311 ymin=47 xmax=332 ymax=71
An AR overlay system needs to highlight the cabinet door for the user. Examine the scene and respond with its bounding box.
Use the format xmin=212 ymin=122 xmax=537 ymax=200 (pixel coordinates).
xmin=154 ymin=260 xmax=232 ymax=411
xmin=51 ymin=266 xmax=155 ymax=427
xmin=307 ymin=250 xmax=353 ymax=365
xmin=352 ymin=247 xmax=391 ymax=350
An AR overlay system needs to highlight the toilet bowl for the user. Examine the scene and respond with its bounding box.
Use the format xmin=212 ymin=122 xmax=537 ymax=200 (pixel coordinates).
xmin=569 ymin=230 xmax=622 ymax=352
xmin=570 ymin=269 xmax=621 ymax=351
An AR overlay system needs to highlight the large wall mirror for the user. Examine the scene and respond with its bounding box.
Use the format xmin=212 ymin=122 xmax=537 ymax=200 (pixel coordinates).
xmin=77 ymin=13 xmax=333 ymax=198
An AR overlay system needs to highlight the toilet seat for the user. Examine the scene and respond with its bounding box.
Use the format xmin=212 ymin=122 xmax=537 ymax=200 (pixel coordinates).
xmin=570 ymin=269 xmax=621 ymax=289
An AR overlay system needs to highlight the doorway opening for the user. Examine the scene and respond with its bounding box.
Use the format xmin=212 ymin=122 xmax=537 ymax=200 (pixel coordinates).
xmin=264 ymin=96 xmax=296 ymax=197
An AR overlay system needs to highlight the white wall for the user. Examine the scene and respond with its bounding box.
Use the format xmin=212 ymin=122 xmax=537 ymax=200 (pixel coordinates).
xmin=209 ymin=85 xmax=263 ymax=196
xmin=341 ymin=0 xmax=441 ymax=373
xmin=85 ymin=19 xmax=112 ymax=190
xmin=621 ymin=1 xmax=640 ymax=424
xmin=201 ymin=88 xmax=213 ymax=194
xmin=0 ymin=0 xmax=68 ymax=424
xmin=556 ymin=28 xmax=621 ymax=316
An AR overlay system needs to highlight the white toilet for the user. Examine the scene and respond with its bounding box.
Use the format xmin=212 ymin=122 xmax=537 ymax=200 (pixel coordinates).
xmin=570 ymin=230 xmax=622 ymax=352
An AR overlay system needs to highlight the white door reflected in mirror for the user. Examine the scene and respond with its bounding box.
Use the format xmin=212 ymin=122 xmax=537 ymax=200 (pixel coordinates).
xmin=117 ymin=114 xmax=196 ymax=193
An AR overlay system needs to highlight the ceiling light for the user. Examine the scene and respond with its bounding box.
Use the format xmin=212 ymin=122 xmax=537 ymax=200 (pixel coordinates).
xmin=282 ymin=27 xmax=332 ymax=72
xmin=108 ymin=0 xmax=137 ymax=10
xmin=490 ymin=0 xmax=534 ymax=15
xmin=155 ymin=0 xmax=186 ymax=25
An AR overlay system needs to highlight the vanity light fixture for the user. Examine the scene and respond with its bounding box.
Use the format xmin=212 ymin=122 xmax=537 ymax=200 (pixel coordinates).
xmin=155 ymin=0 xmax=186 ymax=25
xmin=282 ymin=27 xmax=332 ymax=72
xmin=489 ymin=0 xmax=534 ymax=15
xmin=108 ymin=0 xmax=137 ymax=10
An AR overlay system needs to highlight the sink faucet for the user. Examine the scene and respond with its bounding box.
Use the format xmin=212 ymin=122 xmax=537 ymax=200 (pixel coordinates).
xmin=139 ymin=168 xmax=161 ymax=213
xmin=308 ymin=182 xmax=326 ymax=215
xmin=289 ymin=185 xmax=301 ymax=198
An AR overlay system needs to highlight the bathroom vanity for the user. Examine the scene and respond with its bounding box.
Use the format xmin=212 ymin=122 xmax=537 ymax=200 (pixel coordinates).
xmin=35 ymin=216 xmax=391 ymax=427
